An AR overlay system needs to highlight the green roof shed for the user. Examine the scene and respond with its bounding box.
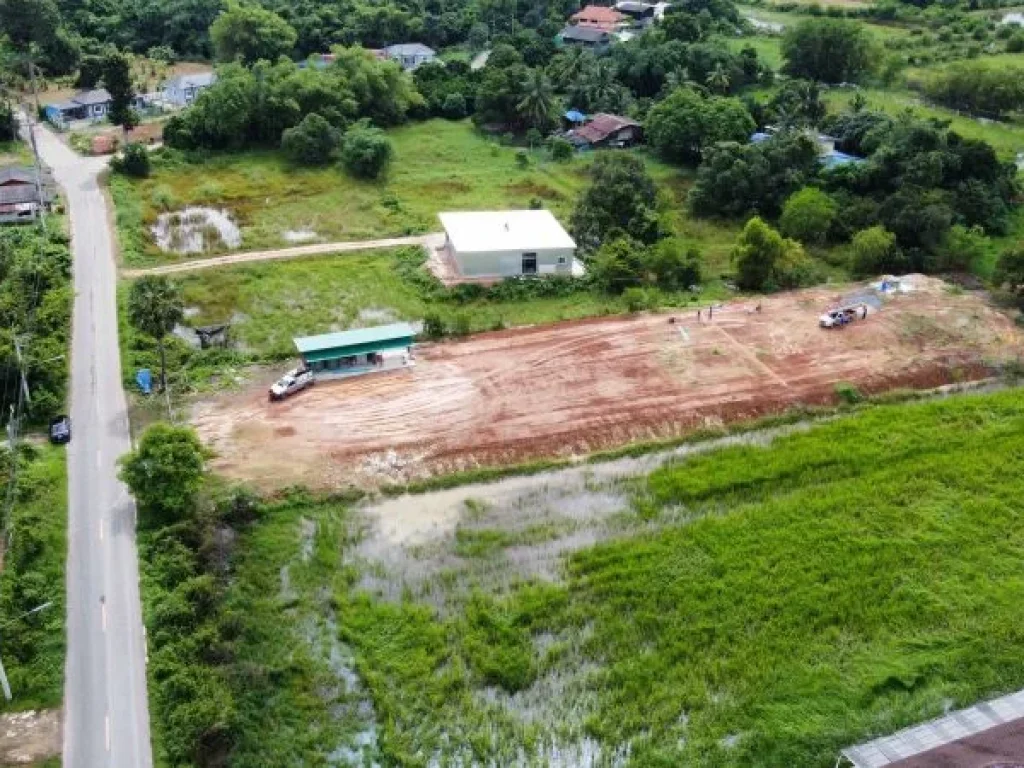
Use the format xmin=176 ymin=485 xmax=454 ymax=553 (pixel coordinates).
xmin=294 ymin=322 xmax=416 ymax=366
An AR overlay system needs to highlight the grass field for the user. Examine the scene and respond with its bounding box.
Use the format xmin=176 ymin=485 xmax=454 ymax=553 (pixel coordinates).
xmin=109 ymin=119 xmax=744 ymax=269
xmin=174 ymin=249 xmax=651 ymax=354
xmin=175 ymin=386 xmax=1024 ymax=766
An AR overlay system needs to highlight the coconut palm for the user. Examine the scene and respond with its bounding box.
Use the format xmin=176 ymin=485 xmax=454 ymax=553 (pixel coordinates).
xmin=706 ymin=63 xmax=731 ymax=95
xmin=127 ymin=275 xmax=184 ymax=392
xmin=548 ymin=47 xmax=594 ymax=92
xmin=517 ymin=69 xmax=556 ymax=132
xmin=581 ymin=59 xmax=630 ymax=113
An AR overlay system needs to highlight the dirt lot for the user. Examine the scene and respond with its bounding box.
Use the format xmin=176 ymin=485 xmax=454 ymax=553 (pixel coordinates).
xmin=191 ymin=277 xmax=1024 ymax=488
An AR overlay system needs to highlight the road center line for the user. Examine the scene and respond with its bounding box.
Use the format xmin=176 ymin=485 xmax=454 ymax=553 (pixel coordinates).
xmin=98 ymin=519 xmax=104 ymax=542
xmin=101 ymin=603 xmax=107 ymax=632
xmin=104 ymin=713 xmax=110 ymax=751
xmin=95 ymin=449 xmax=102 ymax=470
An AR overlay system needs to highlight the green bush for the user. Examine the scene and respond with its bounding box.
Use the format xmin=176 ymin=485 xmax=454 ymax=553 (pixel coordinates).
xmin=834 ymin=381 xmax=862 ymax=404
xmin=340 ymin=119 xmax=393 ymax=179
xmin=422 ymin=312 xmax=445 ymax=340
xmin=780 ymin=187 xmax=837 ymax=246
xmin=514 ymin=149 xmax=530 ymax=169
xmin=623 ymin=287 xmax=648 ymax=312
xmin=549 ymin=137 xmax=574 ymax=162
xmin=112 ymin=142 xmax=151 ymax=178
xmin=441 ymin=92 xmax=467 ymax=119
xmin=280 ymin=113 xmax=339 ymax=166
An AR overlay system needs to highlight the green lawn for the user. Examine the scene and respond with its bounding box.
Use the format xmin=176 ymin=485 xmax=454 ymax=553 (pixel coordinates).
xmin=726 ymin=34 xmax=784 ymax=68
xmin=164 ymin=387 xmax=1024 ymax=765
xmin=0 ymin=445 xmax=67 ymax=713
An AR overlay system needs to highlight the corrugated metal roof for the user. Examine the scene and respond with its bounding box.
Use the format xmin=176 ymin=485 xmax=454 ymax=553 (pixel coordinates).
xmin=384 ymin=43 xmax=435 ymax=56
xmin=164 ymin=72 xmax=217 ymax=90
xmin=71 ymin=88 xmax=112 ymax=106
xmin=559 ymin=25 xmax=612 ymax=42
xmin=573 ymin=113 xmax=640 ymax=144
xmin=841 ymin=690 xmax=1024 ymax=768
xmin=294 ymin=322 xmax=416 ymax=354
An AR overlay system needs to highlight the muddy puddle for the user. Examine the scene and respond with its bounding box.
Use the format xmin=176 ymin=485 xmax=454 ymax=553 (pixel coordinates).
xmin=152 ymin=207 xmax=241 ymax=253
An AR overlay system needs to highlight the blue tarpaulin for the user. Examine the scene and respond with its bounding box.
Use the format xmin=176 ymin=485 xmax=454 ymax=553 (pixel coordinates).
xmin=136 ymin=369 xmax=152 ymax=395
xmin=564 ymin=109 xmax=587 ymax=123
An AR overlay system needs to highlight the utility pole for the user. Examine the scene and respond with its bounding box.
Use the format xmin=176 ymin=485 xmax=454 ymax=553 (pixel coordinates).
xmin=3 ymin=338 xmax=30 ymax=539
xmin=25 ymin=59 xmax=47 ymax=230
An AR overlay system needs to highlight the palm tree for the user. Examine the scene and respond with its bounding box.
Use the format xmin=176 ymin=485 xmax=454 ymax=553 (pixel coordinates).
xmin=548 ymin=47 xmax=593 ymax=92
xmin=706 ymin=63 xmax=731 ymax=95
xmin=583 ymin=60 xmax=629 ymax=113
xmin=517 ymin=69 xmax=556 ymax=132
xmin=663 ymin=67 xmax=705 ymax=97
xmin=127 ymin=275 xmax=184 ymax=393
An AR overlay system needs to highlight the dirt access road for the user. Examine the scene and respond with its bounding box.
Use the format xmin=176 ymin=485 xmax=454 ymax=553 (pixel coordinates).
xmin=121 ymin=234 xmax=439 ymax=278
xmin=192 ymin=277 xmax=1024 ymax=489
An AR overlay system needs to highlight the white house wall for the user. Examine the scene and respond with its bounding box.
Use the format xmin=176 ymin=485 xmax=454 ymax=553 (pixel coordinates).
xmin=454 ymin=248 xmax=575 ymax=277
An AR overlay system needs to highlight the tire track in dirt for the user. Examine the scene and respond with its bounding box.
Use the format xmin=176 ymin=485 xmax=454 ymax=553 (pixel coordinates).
xmin=190 ymin=278 xmax=1024 ymax=488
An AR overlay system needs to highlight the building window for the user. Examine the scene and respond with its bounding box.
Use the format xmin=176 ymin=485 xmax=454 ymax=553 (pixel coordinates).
xmin=557 ymin=256 xmax=566 ymax=265
xmin=522 ymin=253 xmax=537 ymax=275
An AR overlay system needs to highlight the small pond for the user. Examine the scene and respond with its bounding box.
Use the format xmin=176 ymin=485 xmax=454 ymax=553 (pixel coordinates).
xmin=152 ymin=207 xmax=242 ymax=254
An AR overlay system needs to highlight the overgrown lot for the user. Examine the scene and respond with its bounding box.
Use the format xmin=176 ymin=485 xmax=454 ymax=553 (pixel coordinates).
xmin=145 ymin=387 xmax=1024 ymax=766
xmin=0 ymin=445 xmax=67 ymax=713
xmin=121 ymin=246 xmax=723 ymax=398
xmin=110 ymin=119 xmax=723 ymax=267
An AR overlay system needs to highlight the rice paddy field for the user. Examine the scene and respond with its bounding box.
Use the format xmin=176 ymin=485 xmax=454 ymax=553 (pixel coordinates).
xmin=206 ymin=386 xmax=1024 ymax=766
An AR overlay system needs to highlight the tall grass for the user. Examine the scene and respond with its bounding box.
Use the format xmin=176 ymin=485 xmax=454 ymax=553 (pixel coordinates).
xmin=0 ymin=446 xmax=67 ymax=713
xmin=153 ymin=389 xmax=1024 ymax=765
xmin=343 ymin=389 xmax=1024 ymax=765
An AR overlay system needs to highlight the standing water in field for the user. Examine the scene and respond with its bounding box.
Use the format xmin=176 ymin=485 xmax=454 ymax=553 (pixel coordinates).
xmin=152 ymin=207 xmax=241 ymax=254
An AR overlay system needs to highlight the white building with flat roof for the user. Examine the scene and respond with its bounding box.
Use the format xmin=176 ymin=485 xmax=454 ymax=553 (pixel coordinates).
xmin=438 ymin=210 xmax=577 ymax=279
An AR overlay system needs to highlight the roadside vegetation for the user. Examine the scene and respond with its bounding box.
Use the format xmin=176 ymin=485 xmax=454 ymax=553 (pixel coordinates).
xmin=0 ymin=225 xmax=72 ymax=425
xmin=128 ymin=387 xmax=1024 ymax=765
xmin=0 ymin=445 xmax=67 ymax=713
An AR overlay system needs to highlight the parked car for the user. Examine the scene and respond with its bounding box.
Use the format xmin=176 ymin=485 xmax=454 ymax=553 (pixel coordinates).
xmin=819 ymin=303 xmax=868 ymax=328
xmin=268 ymin=367 xmax=314 ymax=401
xmin=49 ymin=415 xmax=71 ymax=444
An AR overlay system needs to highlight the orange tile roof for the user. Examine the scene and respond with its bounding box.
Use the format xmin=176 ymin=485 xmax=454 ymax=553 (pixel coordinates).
xmin=570 ymin=4 xmax=626 ymax=28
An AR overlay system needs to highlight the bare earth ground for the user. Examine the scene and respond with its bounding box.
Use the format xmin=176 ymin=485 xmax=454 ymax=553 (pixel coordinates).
xmin=191 ymin=277 xmax=1024 ymax=489
xmin=0 ymin=710 xmax=61 ymax=765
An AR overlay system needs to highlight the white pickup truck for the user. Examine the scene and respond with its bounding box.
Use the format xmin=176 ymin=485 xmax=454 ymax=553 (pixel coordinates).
xmin=268 ymin=367 xmax=314 ymax=401
xmin=819 ymin=303 xmax=868 ymax=328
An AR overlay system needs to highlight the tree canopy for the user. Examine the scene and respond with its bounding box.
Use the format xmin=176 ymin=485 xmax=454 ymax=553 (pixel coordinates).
xmin=570 ymin=154 xmax=661 ymax=254
xmin=341 ymin=119 xmax=393 ymax=178
xmin=646 ymin=87 xmax=755 ymax=164
xmin=779 ymin=187 xmax=837 ymax=245
xmin=281 ymin=112 xmax=340 ymax=165
xmin=210 ymin=1 xmax=298 ymax=65
xmin=782 ymin=18 xmax=874 ymax=84
xmin=924 ymin=61 xmax=1024 ymax=118
xmin=127 ymin=275 xmax=184 ymax=392
xmin=119 ymin=423 xmax=208 ymax=528
xmin=732 ymin=216 xmax=812 ymax=291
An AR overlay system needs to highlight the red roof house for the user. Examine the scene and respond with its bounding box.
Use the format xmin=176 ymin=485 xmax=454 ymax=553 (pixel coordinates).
xmin=570 ymin=5 xmax=627 ymax=31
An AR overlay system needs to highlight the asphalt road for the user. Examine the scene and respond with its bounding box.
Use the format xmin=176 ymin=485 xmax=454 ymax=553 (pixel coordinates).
xmin=24 ymin=121 xmax=153 ymax=768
